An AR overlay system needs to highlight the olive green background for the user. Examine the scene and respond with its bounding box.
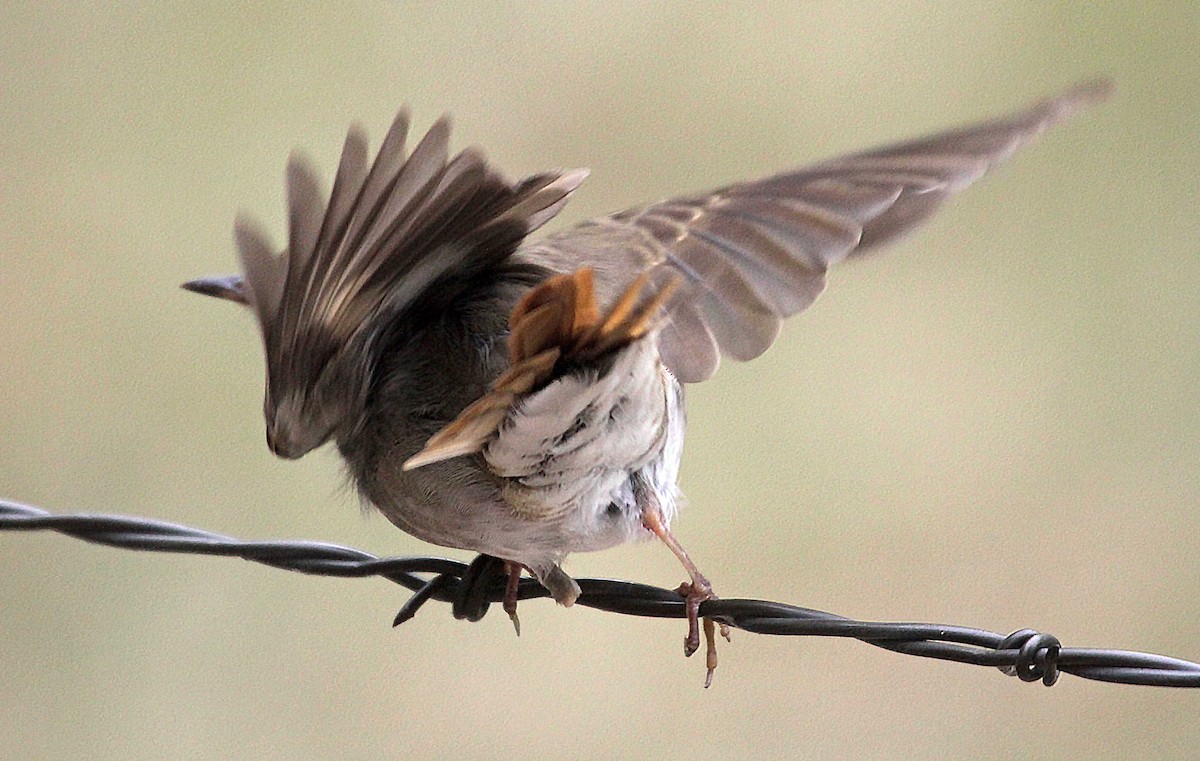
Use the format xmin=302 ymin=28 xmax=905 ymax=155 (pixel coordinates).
xmin=3 ymin=3 xmax=1198 ymax=759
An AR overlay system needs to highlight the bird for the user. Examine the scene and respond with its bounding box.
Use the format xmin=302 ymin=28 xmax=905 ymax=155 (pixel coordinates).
xmin=184 ymin=80 xmax=1110 ymax=685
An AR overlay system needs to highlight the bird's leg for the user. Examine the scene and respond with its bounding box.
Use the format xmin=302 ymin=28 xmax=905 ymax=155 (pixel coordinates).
xmin=636 ymin=478 xmax=730 ymax=688
xmin=502 ymin=560 xmax=524 ymax=636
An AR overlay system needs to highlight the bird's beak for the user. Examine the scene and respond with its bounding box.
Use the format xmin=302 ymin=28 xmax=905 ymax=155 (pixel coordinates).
xmin=181 ymin=274 xmax=249 ymax=306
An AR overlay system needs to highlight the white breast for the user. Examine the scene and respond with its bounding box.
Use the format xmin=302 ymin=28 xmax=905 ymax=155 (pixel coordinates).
xmin=483 ymin=339 xmax=681 ymax=550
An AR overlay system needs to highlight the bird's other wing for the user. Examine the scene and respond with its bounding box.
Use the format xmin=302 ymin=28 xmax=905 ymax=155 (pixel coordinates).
xmin=520 ymin=79 xmax=1111 ymax=383
xmin=185 ymin=108 xmax=588 ymax=419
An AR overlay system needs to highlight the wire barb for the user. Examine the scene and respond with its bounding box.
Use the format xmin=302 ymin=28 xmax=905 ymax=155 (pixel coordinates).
xmin=3 ymin=498 xmax=1199 ymax=688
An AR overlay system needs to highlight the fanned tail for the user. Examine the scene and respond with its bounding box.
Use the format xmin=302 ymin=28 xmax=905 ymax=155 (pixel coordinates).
xmin=403 ymin=268 xmax=680 ymax=470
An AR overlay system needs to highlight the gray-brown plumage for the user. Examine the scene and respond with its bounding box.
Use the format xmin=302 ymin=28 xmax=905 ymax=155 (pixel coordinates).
xmin=184 ymin=82 xmax=1110 ymax=659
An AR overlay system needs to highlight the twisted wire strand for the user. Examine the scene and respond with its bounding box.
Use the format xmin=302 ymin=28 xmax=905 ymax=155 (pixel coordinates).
xmin=4 ymin=498 xmax=1198 ymax=688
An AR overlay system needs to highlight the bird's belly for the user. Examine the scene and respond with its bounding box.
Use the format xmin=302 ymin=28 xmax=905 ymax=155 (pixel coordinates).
xmin=483 ymin=340 xmax=684 ymax=554
xmin=358 ymin=339 xmax=685 ymax=566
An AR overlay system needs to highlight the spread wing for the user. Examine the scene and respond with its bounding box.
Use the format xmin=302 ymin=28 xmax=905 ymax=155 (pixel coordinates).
xmin=187 ymin=109 xmax=587 ymax=437
xmin=520 ymin=79 xmax=1111 ymax=382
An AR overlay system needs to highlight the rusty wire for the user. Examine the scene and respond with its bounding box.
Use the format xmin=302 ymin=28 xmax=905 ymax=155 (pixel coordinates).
xmin=4 ymin=497 xmax=1199 ymax=688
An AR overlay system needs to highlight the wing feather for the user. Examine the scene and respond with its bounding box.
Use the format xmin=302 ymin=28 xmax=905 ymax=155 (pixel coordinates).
xmin=522 ymin=79 xmax=1111 ymax=381
xmin=225 ymin=109 xmax=586 ymax=432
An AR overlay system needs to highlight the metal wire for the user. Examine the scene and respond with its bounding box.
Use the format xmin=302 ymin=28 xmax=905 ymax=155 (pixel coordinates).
xmin=4 ymin=497 xmax=1199 ymax=688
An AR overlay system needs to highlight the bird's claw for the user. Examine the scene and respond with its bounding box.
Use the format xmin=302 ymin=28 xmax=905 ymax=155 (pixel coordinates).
xmin=503 ymin=560 xmax=523 ymax=637
xmin=675 ymin=575 xmax=729 ymax=688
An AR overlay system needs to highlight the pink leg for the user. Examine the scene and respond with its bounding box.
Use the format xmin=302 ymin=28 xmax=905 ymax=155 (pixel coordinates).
xmin=502 ymin=561 xmax=523 ymax=636
xmin=641 ymin=497 xmax=730 ymax=688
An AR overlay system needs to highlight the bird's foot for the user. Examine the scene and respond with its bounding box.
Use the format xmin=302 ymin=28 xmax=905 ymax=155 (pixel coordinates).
xmin=674 ymin=573 xmax=730 ymax=689
xmin=639 ymin=487 xmax=730 ymax=688
xmin=502 ymin=561 xmax=523 ymax=636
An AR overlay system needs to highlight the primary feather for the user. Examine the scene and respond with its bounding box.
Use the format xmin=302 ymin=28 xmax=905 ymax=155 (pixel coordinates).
xmin=520 ymin=79 xmax=1112 ymax=381
xmin=226 ymin=110 xmax=587 ymax=457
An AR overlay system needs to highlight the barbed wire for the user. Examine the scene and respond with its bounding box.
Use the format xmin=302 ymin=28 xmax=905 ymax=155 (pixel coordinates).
xmin=4 ymin=497 xmax=1199 ymax=688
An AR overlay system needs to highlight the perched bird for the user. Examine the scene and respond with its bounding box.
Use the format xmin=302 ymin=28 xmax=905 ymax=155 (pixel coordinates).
xmin=185 ymin=81 xmax=1110 ymax=684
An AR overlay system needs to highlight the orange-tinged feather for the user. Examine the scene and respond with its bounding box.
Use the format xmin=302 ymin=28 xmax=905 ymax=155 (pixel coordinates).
xmin=404 ymin=267 xmax=676 ymax=470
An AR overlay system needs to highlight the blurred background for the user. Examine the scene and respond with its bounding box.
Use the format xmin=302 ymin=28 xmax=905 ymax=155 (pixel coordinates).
xmin=2 ymin=2 xmax=1198 ymax=759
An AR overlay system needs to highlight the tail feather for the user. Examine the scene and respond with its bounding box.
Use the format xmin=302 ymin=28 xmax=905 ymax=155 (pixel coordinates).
xmin=404 ymin=267 xmax=678 ymax=470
